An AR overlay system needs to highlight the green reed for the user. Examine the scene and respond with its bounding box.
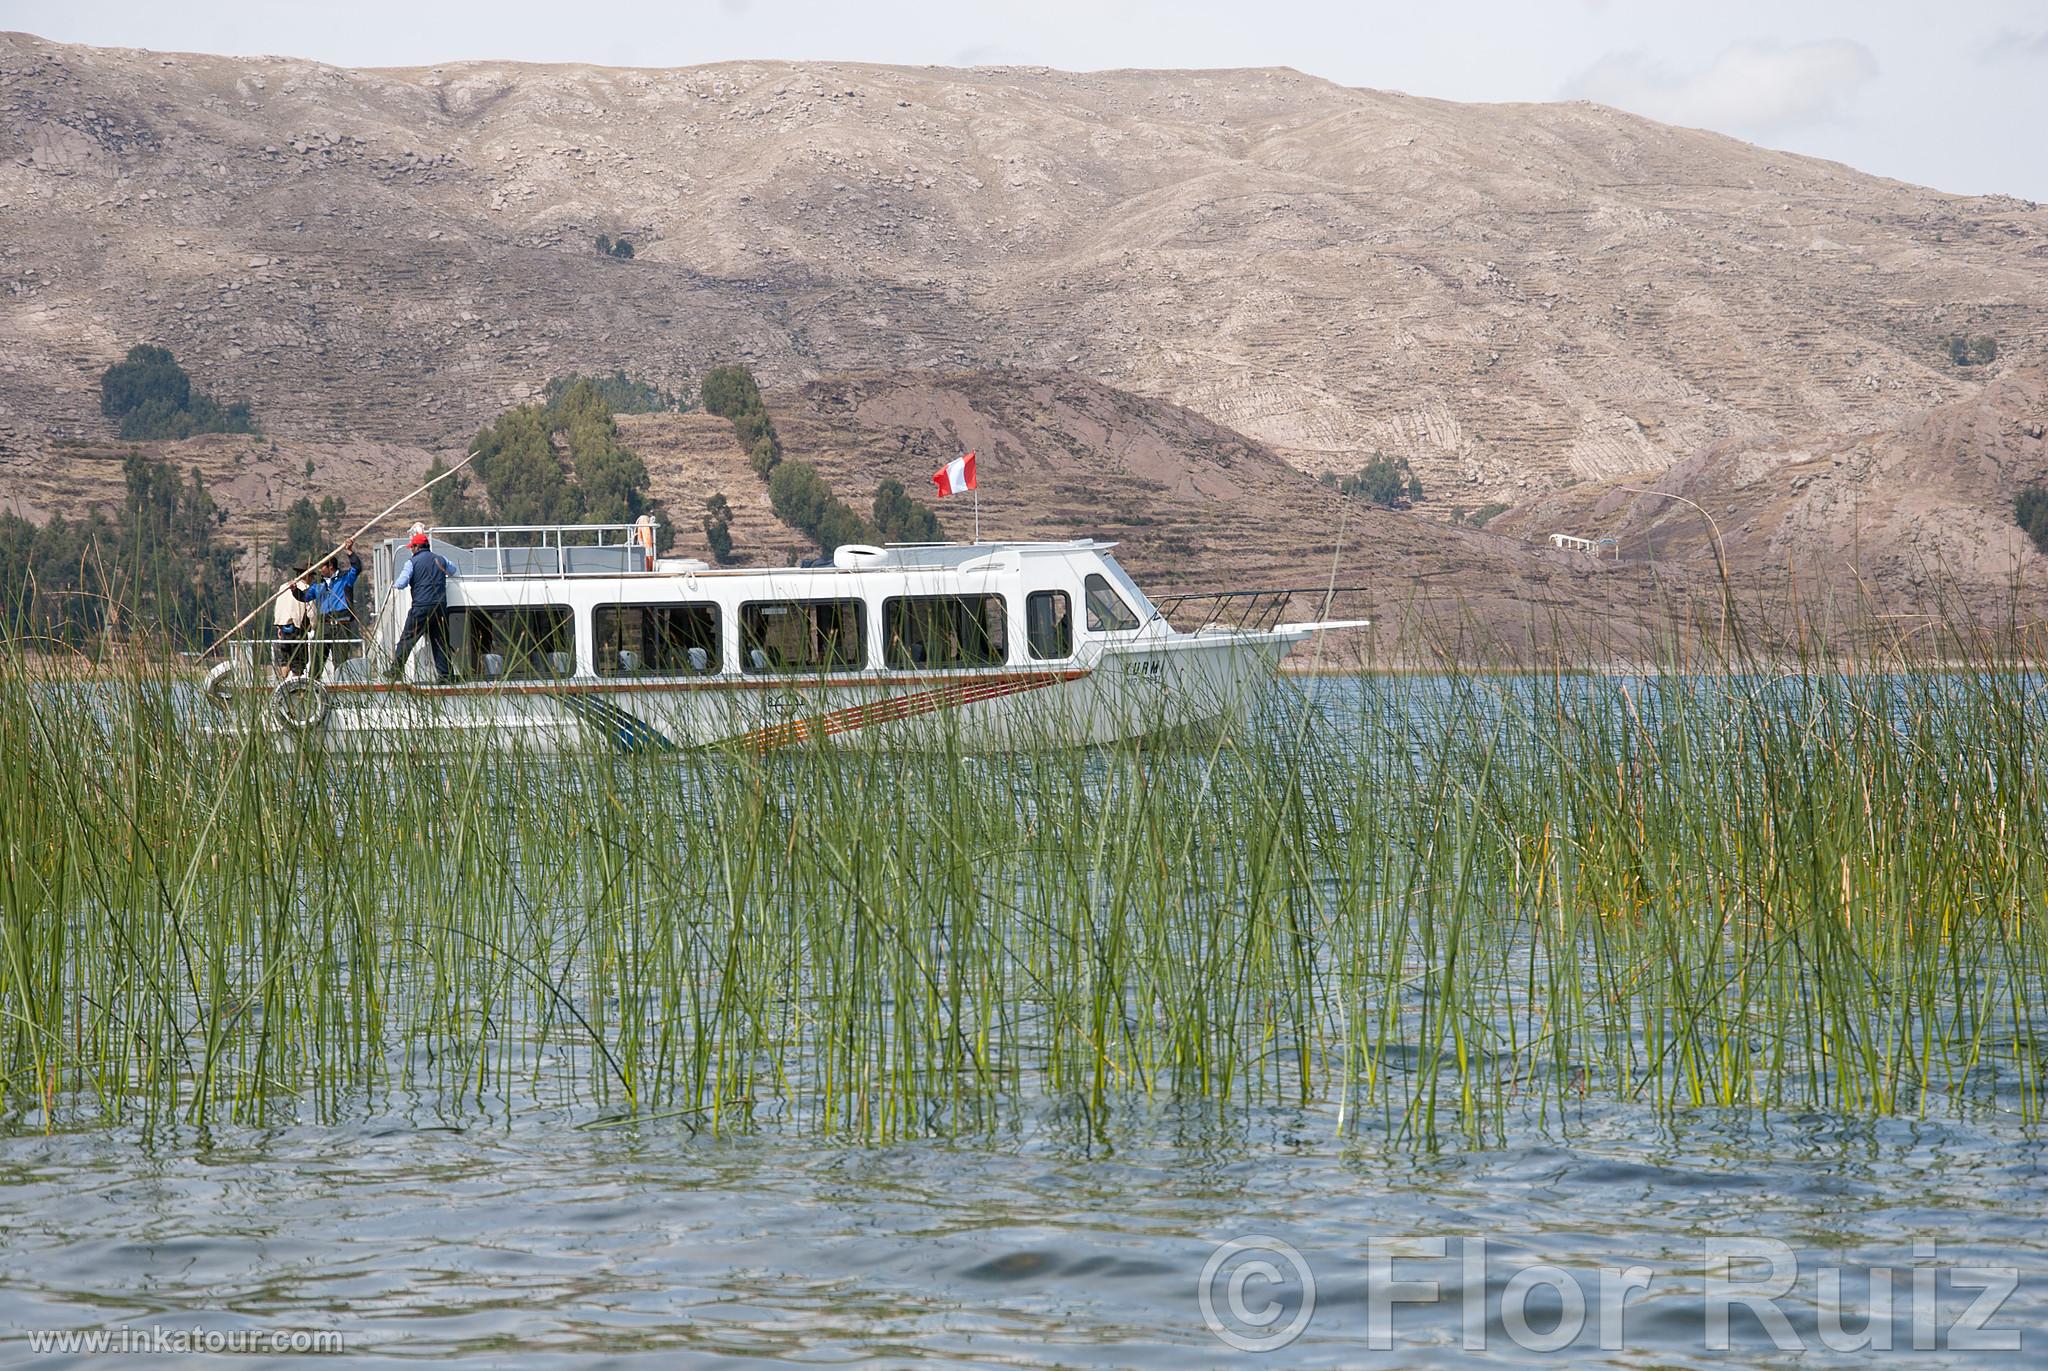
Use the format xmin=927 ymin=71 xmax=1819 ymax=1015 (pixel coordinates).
xmin=0 ymin=620 xmax=2042 ymax=1145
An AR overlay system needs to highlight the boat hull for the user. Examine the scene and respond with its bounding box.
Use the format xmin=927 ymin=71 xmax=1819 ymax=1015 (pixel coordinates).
xmin=205 ymin=631 xmax=1301 ymax=753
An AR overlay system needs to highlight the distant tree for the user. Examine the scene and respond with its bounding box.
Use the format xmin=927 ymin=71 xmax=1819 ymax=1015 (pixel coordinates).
xmin=543 ymin=370 xmax=685 ymax=414
xmin=1338 ymin=453 xmax=1421 ymax=508
xmin=872 ymin=478 xmax=941 ymax=542
xmin=0 ymin=453 xmax=251 ymax=648
xmin=106 ymin=455 xmax=240 ymax=642
xmin=1948 ymin=334 xmax=1999 ymax=367
xmin=271 ymin=494 xmax=347 ymax=574
xmin=734 ymin=408 xmax=776 ymax=450
xmin=459 ymin=380 xmax=671 ymax=547
xmin=100 ymin=345 xmax=189 ymax=420
xmin=610 ymin=238 xmax=635 ymax=259
xmin=814 ymin=502 xmax=868 ymax=556
xmin=424 ymin=455 xmax=484 ymax=527
xmin=554 ymin=379 xmax=669 ymax=539
xmin=700 ymin=365 xmax=763 ymax=419
xmin=768 ymin=461 xmax=830 ymax=532
xmin=2016 ymin=486 xmax=2048 ymax=555
xmin=1466 ymin=501 xmax=1510 ymax=530
xmin=595 ymin=234 xmax=613 ymax=257
xmin=769 ymin=459 xmax=873 ymax=554
xmin=98 ymin=344 xmax=256 ymax=440
xmin=748 ymin=435 xmax=781 ymax=477
xmin=702 ymin=493 xmax=734 ymax=563
xmin=471 ymin=404 xmax=579 ymax=525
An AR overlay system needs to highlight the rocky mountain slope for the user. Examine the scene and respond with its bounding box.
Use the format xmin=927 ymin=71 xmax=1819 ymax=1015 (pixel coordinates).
xmin=7 ymin=366 xmax=1708 ymax=658
xmin=4 ymin=31 xmax=2047 ymax=503
xmin=1496 ymin=367 xmax=2048 ymax=629
xmin=4 ymin=31 xmax=2047 ymax=648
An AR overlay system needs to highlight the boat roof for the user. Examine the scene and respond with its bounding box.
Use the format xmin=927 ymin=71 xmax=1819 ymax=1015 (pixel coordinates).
xmin=398 ymin=524 xmax=1123 ymax=582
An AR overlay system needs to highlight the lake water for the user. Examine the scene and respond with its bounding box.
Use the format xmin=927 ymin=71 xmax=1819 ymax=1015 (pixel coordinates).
xmin=5 ymin=671 xmax=2045 ymax=1364
xmin=3 ymin=1098 xmax=2042 ymax=1365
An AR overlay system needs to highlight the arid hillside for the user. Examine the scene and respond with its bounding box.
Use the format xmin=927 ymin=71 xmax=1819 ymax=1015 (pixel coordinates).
xmin=1496 ymin=367 xmax=2048 ymax=631
xmin=4 ymin=365 xmax=1713 ymax=658
xmin=4 ymin=30 xmax=2047 ymax=505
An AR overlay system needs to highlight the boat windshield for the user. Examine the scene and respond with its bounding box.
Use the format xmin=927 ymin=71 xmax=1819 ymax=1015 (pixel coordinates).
xmin=1097 ymin=555 xmax=1159 ymax=625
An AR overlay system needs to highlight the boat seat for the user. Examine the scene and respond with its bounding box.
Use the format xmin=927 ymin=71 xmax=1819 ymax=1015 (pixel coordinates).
xmin=687 ymin=646 xmax=710 ymax=673
xmin=617 ymin=649 xmax=641 ymax=673
xmin=547 ymin=651 xmax=573 ymax=677
xmin=482 ymin=652 xmax=505 ymax=679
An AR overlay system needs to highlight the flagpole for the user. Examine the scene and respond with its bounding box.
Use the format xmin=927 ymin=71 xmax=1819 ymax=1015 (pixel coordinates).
xmin=973 ymin=484 xmax=980 ymax=544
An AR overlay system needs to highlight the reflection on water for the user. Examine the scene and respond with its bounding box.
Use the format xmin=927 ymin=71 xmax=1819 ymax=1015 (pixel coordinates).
xmin=3 ymin=1100 xmax=2043 ymax=1366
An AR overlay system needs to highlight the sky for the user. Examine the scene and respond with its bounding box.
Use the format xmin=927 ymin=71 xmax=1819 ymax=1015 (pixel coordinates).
xmin=5 ymin=0 xmax=2046 ymax=200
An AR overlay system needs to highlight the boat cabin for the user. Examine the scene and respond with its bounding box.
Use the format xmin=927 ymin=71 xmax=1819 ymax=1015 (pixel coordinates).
xmin=372 ymin=524 xmax=1168 ymax=684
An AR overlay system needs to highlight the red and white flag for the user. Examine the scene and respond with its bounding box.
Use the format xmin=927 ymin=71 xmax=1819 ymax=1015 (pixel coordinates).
xmin=932 ymin=451 xmax=977 ymax=497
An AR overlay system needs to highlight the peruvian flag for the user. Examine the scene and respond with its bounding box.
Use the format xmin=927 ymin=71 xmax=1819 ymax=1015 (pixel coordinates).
xmin=932 ymin=451 xmax=977 ymax=497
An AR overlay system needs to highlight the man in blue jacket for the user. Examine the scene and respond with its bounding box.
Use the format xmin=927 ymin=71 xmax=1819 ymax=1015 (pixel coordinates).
xmin=309 ymin=539 xmax=363 ymax=676
xmin=386 ymin=532 xmax=459 ymax=682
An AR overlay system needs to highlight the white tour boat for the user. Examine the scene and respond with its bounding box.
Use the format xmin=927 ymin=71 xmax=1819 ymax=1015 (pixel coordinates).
xmin=203 ymin=522 xmax=1362 ymax=751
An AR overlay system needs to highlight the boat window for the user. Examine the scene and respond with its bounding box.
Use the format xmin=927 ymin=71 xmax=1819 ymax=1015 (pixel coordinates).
xmin=884 ymin=594 xmax=1008 ymax=669
xmin=450 ymin=606 xmax=573 ymax=680
xmin=740 ymin=599 xmax=865 ymax=673
xmin=1026 ymin=591 xmax=1072 ymax=660
xmin=594 ymin=603 xmax=720 ymax=676
xmin=1084 ymin=574 xmax=1140 ymax=632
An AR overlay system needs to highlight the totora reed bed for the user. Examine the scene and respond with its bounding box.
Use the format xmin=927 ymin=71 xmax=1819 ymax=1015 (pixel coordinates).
xmin=0 ymin=618 xmax=2043 ymax=1149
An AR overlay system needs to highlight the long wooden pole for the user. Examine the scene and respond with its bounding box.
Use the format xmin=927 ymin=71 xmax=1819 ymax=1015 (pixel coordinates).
xmin=202 ymin=448 xmax=480 ymax=656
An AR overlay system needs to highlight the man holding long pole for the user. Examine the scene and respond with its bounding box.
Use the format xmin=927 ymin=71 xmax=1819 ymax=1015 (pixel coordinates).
xmin=386 ymin=531 xmax=459 ymax=682
xmin=201 ymin=448 xmax=481 ymax=658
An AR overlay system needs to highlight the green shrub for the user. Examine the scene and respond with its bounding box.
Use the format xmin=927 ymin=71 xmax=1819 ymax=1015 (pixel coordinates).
xmin=99 ymin=344 xmax=188 ymax=419
xmin=543 ymin=370 xmax=685 ymax=414
xmin=733 ymin=408 xmax=776 ymax=449
xmin=702 ymin=493 xmax=734 ymax=563
xmin=1338 ymin=453 xmax=1422 ymax=508
xmin=460 ymin=381 xmax=670 ymax=546
xmin=768 ymin=461 xmax=828 ymax=531
xmin=872 ymin=478 xmax=941 ymax=542
xmin=700 ymin=365 xmax=763 ymax=419
xmin=769 ymin=460 xmax=872 ymax=554
xmin=272 ymin=495 xmax=347 ymax=574
xmin=98 ymin=345 xmax=255 ymax=440
xmin=1468 ymin=501 xmax=1510 ymax=529
xmin=1948 ymin=334 xmax=1998 ymax=367
xmin=2016 ymin=486 xmax=2048 ymax=554
xmin=0 ymin=452 xmax=248 ymax=647
xmin=706 ymin=365 xmax=875 ymax=554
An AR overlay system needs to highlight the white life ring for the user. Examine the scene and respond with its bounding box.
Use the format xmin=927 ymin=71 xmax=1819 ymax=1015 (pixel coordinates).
xmin=203 ymin=658 xmax=253 ymax=710
xmin=272 ymin=676 xmax=330 ymax=731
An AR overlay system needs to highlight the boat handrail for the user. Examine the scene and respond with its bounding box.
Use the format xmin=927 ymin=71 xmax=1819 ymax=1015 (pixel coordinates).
xmin=420 ymin=521 xmax=660 ymax=580
xmin=1149 ymin=583 xmax=1375 ymax=633
xmin=427 ymin=522 xmax=652 ymax=545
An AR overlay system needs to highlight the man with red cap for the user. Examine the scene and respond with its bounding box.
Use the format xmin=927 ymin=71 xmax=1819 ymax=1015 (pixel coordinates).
xmin=386 ymin=530 xmax=459 ymax=681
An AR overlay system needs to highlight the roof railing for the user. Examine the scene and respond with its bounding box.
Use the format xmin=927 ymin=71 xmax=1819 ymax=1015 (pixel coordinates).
xmin=416 ymin=521 xmax=659 ymax=579
xmin=426 ymin=522 xmax=651 ymax=543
